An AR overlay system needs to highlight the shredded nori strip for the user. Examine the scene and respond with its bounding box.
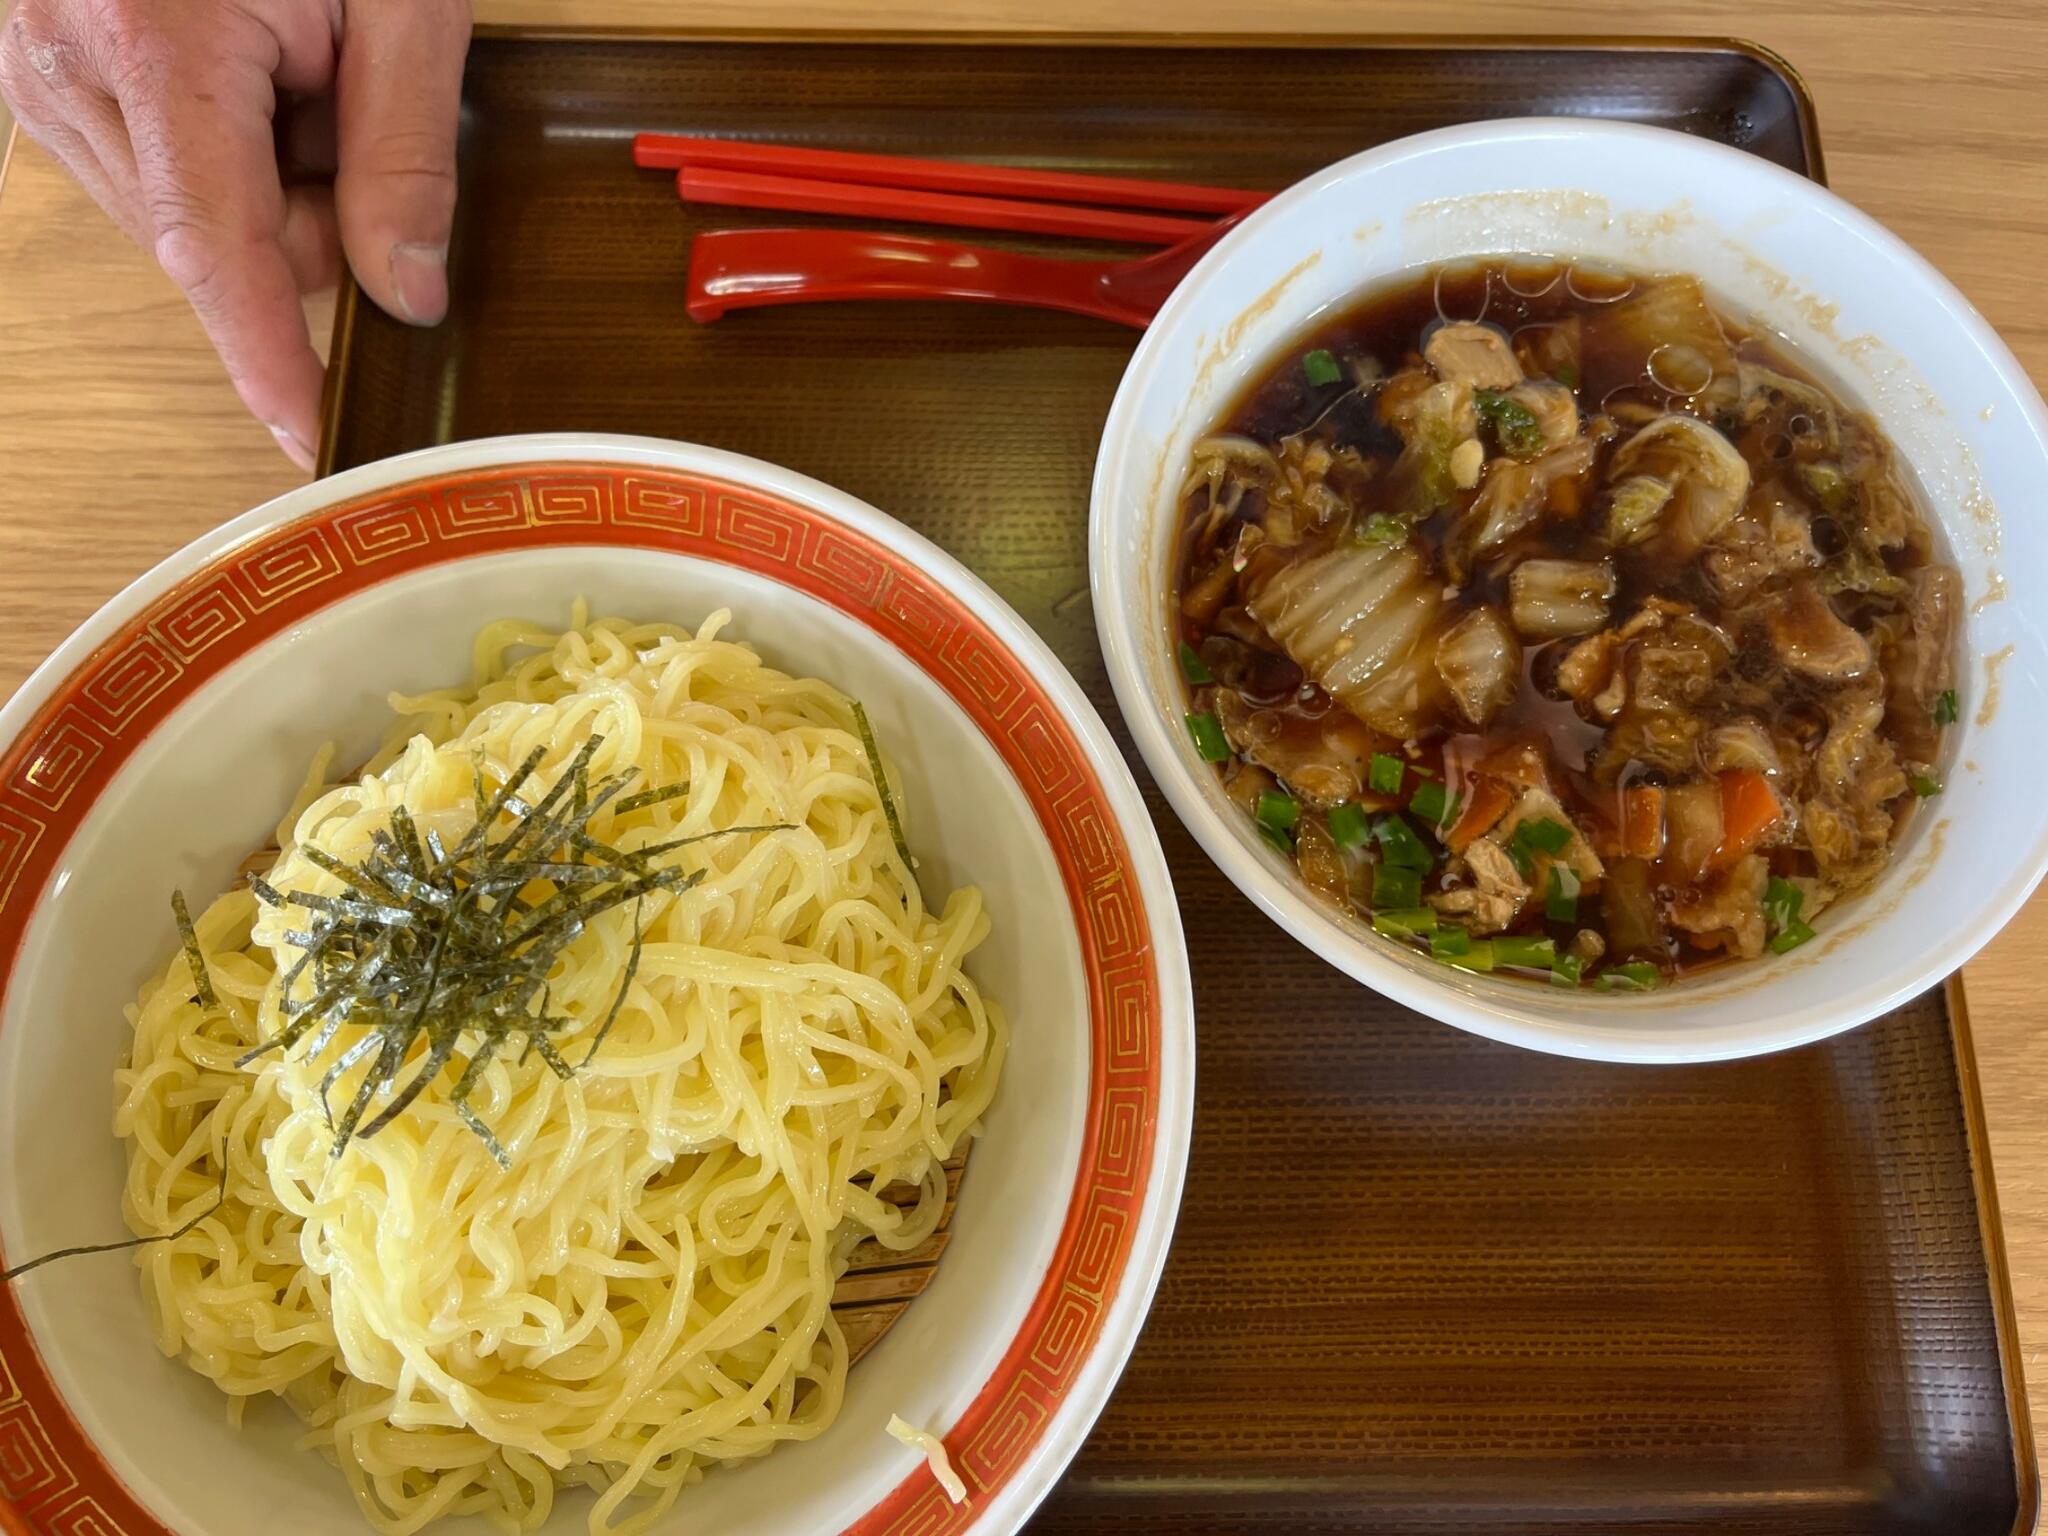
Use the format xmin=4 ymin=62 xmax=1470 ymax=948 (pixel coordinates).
xmin=1 ymin=1163 xmax=228 ymax=1285
xmin=614 ymin=782 xmax=690 ymax=816
xmin=226 ymin=738 xmax=775 ymax=1169
xmin=850 ymin=701 xmax=915 ymax=874
xmin=172 ymin=889 xmax=217 ymax=1009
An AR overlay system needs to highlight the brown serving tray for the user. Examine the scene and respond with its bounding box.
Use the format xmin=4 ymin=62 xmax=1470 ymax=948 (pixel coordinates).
xmin=317 ymin=32 xmax=2035 ymax=1534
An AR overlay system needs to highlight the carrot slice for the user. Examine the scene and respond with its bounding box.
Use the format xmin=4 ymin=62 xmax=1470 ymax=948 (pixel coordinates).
xmin=1710 ymin=769 xmax=1782 ymax=870
xmin=1473 ymin=739 xmax=1552 ymax=792
xmin=1444 ymin=777 xmax=1514 ymax=853
xmin=1621 ymin=785 xmax=1666 ymax=860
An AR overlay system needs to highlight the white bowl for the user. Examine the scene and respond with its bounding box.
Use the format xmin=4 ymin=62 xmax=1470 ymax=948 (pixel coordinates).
xmin=1092 ymin=118 xmax=2048 ymax=1065
xmin=0 ymin=435 xmax=1193 ymax=1536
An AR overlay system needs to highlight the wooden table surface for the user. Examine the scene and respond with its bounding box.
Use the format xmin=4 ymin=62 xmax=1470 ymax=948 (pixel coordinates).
xmin=3 ymin=0 xmax=2046 ymax=1491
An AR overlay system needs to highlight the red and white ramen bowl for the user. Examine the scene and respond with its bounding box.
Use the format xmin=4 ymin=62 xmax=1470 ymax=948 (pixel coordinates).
xmin=0 ymin=435 xmax=1193 ymax=1536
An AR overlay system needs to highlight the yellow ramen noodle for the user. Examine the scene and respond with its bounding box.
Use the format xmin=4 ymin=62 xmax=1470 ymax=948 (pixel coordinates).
xmin=113 ymin=610 xmax=1007 ymax=1535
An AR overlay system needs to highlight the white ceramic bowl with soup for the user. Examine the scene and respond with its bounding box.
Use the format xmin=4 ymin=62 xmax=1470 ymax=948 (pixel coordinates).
xmin=1091 ymin=118 xmax=2048 ymax=1064
xmin=0 ymin=435 xmax=1193 ymax=1536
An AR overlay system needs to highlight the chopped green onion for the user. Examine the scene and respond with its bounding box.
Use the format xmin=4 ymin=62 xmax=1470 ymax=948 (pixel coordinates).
xmin=1409 ymin=779 xmax=1456 ymax=829
xmin=1439 ymin=934 xmax=1496 ymax=972
xmin=1327 ymin=802 xmax=1371 ymax=850
xmin=1934 ymin=688 xmax=1959 ymax=726
xmin=1357 ymin=512 xmax=1408 ymax=546
xmin=1908 ymin=771 xmax=1943 ymax=798
xmin=1177 ymin=641 xmax=1213 ymax=685
xmin=1369 ymin=753 xmax=1406 ymax=796
xmin=1553 ymin=363 xmax=1580 ymax=390
xmin=1255 ymin=791 xmax=1300 ymax=832
xmin=1302 ymin=348 xmax=1342 ymax=387
xmin=1372 ymin=907 xmax=1438 ymax=939
xmin=1185 ymin=712 xmax=1230 ymax=762
xmin=1508 ymin=815 xmax=1573 ymax=876
xmin=1371 ymin=863 xmax=1421 ymax=910
xmin=1545 ymin=865 xmax=1581 ymax=924
xmin=1429 ymin=925 xmax=1471 ymax=959
xmin=1769 ymin=918 xmax=1816 ymax=955
xmin=1595 ymin=962 xmax=1662 ymax=992
xmin=1763 ymin=876 xmax=1805 ymax=936
xmin=1493 ymin=935 xmax=1557 ymax=970
xmin=1257 ymin=821 xmax=1294 ymax=855
xmin=1475 ymin=389 xmax=1545 ymax=458
xmin=1550 ymin=953 xmax=1587 ymax=988
xmin=1372 ymin=813 xmax=1432 ymax=869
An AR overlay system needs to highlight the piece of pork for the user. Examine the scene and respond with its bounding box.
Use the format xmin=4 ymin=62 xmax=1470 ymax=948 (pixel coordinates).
xmin=1800 ymin=689 xmax=1909 ymax=888
xmin=1425 ymin=321 xmax=1523 ymax=390
xmin=1757 ymin=583 xmax=1873 ymax=684
xmin=1881 ymin=565 xmax=1961 ymax=764
xmin=1428 ymin=837 xmax=1529 ymax=934
xmin=1214 ymin=687 xmax=1380 ymax=810
xmin=1435 ymin=606 xmax=1522 ymax=728
xmin=1703 ymin=485 xmax=1823 ymax=603
xmin=1670 ymin=853 xmax=1769 ymax=960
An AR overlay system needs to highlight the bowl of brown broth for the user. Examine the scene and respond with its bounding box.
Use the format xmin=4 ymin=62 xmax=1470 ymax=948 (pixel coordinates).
xmin=1090 ymin=119 xmax=2048 ymax=1062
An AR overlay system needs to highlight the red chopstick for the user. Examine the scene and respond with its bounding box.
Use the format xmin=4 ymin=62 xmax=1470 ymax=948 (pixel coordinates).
xmin=674 ymin=166 xmax=1213 ymax=246
xmin=636 ymin=132 xmax=1265 ymax=217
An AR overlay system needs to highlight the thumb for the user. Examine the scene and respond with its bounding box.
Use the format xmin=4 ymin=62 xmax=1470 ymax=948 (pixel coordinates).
xmin=333 ymin=0 xmax=470 ymax=326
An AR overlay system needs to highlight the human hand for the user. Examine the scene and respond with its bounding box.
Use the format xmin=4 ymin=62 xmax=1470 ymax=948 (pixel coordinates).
xmin=0 ymin=0 xmax=472 ymax=468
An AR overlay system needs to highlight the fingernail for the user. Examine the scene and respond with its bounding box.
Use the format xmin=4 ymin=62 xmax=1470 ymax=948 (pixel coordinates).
xmin=267 ymin=421 xmax=315 ymax=471
xmin=389 ymin=241 xmax=449 ymax=326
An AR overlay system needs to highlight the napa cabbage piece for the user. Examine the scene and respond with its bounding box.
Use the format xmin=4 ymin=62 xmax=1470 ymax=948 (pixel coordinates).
xmin=1605 ymin=414 xmax=1751 ymax=556
xmin=1377 ymin=368 xmax=1476 ymax=518
xmin=1435 ymin=606 xmax=1521 ymax=727
xmin=1244 ymin=538 xmax=1447 ymax=737
xmin=1578 ymin=274 xmax=1738 ymax=409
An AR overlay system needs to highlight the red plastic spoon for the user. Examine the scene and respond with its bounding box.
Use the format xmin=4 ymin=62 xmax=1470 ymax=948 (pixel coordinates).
xmin=685 ymin=215 xmax=1243 ymax=329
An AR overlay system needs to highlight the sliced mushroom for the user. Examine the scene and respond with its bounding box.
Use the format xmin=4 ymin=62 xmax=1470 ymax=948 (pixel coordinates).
xmin=1508 ymin=558 xmax=1616 ymax=640
xmin=1424 ymin=321 xmax=1523 ymax=390
xmin=1435 ymin=606 xmax=1522 ymax=727
xmin=1606 ymin=413 xmax=1752 ymax=555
